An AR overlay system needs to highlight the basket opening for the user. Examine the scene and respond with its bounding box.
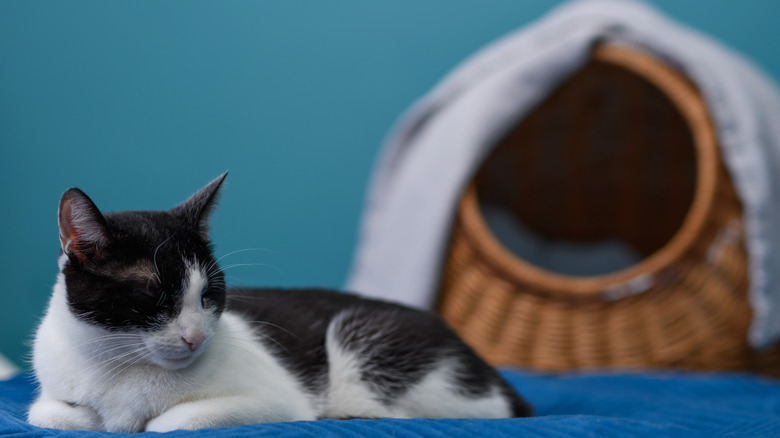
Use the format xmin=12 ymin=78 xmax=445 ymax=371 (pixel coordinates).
xmin=475 ymin=52 xmax=698 ymax=278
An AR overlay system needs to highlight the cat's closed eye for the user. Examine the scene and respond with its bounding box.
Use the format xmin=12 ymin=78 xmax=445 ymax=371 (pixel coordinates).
xmin=200 ymin=288 xmax=220 ymax=308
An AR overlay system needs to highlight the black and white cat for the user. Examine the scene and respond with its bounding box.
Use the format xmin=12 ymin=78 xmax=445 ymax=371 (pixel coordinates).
xmin=27 ymin=173 xmax=531 ymax=432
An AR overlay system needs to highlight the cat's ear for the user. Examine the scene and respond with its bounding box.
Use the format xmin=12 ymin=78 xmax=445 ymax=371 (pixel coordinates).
xmin=58 ymin=188 xmax=110 ymax=263
xmin=170 ymin=172 xmax=227 ymax=240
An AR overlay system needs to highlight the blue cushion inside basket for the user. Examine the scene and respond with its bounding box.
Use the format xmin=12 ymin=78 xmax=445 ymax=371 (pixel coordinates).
xmin=481 ymin=203 xmax=643 ymax=276
xmin=2 ymin=369 xmax=779 ymax=437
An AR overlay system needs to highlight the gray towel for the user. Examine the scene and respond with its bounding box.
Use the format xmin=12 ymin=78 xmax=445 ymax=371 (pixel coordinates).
xmin=346 ymin=0 xmax=780 ymax=348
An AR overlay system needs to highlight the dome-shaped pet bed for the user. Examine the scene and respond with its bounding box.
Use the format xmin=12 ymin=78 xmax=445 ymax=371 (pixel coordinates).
xmin=347 ymin=0 xmax=780 ymax=375
xmin=437 ymin=44 xmax=769 ymax=372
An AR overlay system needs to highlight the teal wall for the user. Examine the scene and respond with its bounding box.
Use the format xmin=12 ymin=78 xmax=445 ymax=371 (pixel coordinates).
xmin=1 ymin=1 xmax=779 ymax=368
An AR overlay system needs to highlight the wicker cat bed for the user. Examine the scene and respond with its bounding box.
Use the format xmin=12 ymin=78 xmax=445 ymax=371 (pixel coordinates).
xmin=436 ymin=45 xmax=780 ymax=375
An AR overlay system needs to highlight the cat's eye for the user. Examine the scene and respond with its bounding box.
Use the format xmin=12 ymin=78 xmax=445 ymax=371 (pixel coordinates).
xmin=200 ymin=287 xmax=221 ymax=309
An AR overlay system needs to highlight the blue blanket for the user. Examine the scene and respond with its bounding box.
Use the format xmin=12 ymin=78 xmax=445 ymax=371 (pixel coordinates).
xmin=2 ymin=370 xmax=778 ymax=437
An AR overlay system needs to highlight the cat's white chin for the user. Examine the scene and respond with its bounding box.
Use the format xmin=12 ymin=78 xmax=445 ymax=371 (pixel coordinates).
xmin=156 ymin=350 xmax=210 ymax=372
xmin=153 ymin=354 xmax=198 ymax=370
xmin=148 ymin=346 xmax=208 ymax=370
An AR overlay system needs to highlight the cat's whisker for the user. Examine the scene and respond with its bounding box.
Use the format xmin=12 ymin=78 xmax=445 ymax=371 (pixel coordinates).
xmin=156 ymin=290 xmax=167 ymax=307
xmin=220 ymin=263 xmax=281 ymax=273
xmin=95 ymin=359 xmax=141 ymax=388
xmin=69 ymin=334 xmax=142 ymax=350
xmin=89 ymin=341 xmax=147 ymax=364
xmin=213 ymin=338 xmax=262 ymax=358
xmin=221 ymin=275 xmax=242 ymax=284
xmin=146 ymin=274 xmax=164 ymax=307
xmin=153 ymin=236 xmax=173 ymax=283
xmin=243 ymin=320 xmax=301 ymax=340
xmin=73 ymin=341 xmax=135 ymax=355
xmin=91 ymin=341 xmax=148 ymax=359
xmin=92 ymin=346 xmax=149 ymax=384
xmin=224 ymin=296 xmax=257 ymax=304
xmin=77 ymin=333 xmax=140 ymax=342
xmin=206 ymin=269 xmax=226 ymax=280
xmin=207 ymin=248 xmax=281 ymax=273
xmin=216 ymin=335 xmax=284 ymax=358
xmin=113 ymin=346 xmax=158 ymax=376
xmin=94 ymin=346 xmax=149 ymax=376
xmin=220 ymin=326 xmax=291 ymax=354
xmin=206 ymin=250 xmax=280 ymax=279
xmin=257 ymin=334 xmax=291 ymax=354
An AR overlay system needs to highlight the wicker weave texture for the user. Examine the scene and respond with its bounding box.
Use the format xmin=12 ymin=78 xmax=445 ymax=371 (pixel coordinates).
xmin=436 ymin=46 xmax=780 ymax=375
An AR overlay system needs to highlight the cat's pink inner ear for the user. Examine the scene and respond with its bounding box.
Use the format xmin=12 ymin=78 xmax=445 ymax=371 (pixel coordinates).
xmin=58 ymin=199 xmax=76 ymax=253
xmin=58 ymin=189 xmax=109 ymax=262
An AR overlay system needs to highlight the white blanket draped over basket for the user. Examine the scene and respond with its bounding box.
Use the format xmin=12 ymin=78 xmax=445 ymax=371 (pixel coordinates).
xmin=346 ymin=0 xmax=780 ymax=348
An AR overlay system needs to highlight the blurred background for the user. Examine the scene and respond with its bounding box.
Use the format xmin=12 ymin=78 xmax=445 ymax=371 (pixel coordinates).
xmin=1 ymin=0 xmax=778 ymax=369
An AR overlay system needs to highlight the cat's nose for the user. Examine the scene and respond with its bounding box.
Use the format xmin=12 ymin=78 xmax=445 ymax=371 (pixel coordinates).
xmin=181 ymin=333 xmax=205 ymax=352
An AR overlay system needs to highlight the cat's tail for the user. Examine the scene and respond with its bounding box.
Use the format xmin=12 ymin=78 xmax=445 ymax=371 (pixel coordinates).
xmin=500 ymin=380 xmax=533 ymax=417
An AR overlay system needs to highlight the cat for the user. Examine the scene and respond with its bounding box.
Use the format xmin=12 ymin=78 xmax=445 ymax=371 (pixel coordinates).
xmin=27 ymin=173 xmax=532 ymax=432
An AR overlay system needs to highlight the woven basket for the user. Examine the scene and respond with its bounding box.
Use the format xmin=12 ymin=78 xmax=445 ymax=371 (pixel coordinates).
xmin=436 ymin=45 xmax=780 ymax=375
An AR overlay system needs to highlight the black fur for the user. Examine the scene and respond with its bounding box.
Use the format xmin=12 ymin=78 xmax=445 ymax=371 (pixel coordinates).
xmin=57 ymin=173 xmax=533 ymax=419
xmin=227 ymin=288 xmax=532 ymax=417
xmin=59 ymin=174 xmax=228 ymax=331
xmin=63 ymin=210 xmax=226 ymax=330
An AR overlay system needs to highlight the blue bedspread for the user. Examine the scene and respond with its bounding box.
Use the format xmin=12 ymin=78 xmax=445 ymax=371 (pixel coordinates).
xmin=2 ymin=370 xmax=778 ymax=437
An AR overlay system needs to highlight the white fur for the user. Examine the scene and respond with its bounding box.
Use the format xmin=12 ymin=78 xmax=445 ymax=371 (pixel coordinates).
xmin=29 ymin=257 xmax=316 ymax=432
xmin=323 ymin=323 xmax=406 ymax=419
xmin=322 ymin=312 xmax=512 ymax=420
xmin=29 ymin=257 xmax=512 ymax=431
xmin=393 ymin=361 xmax=511 ymax=419
xmin=143 ymin=265 xmax=210 ymax=369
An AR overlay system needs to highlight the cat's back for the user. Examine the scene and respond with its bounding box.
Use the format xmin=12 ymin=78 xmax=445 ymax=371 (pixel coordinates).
xmin=224 ymin=288 xmax=406 ymax=395
xmin=224 ymin=288 xmax=532 ymax=418
xmin=226 ymin=288 xmax=422 ymax=337
xmin=224 ymin=288 xmax=463 ymax=370
xmin=227 ymin=288 xmax=377 ymax=324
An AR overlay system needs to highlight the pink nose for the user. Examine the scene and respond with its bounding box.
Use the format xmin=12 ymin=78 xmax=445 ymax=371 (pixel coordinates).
xmin=181 ymin=333 xmax=205 ymax=352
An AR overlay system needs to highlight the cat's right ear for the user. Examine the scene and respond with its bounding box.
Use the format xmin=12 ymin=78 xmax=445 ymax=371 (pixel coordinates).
xmin=170 ymin=172 xmax=227 ymax=241
xmin=58 ymin=188 xmax=110 ymax=264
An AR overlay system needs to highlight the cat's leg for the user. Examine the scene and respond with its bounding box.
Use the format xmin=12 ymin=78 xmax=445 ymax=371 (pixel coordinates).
xmin=321 ymin=310 xmax=416 ymax=419
xmin=27 ymin=394 xmax=103 ymax=430
xmin=145 ymin=395 xmax=314 ymax=432
xmin=323 ymin=308 xmax=528 ymax=419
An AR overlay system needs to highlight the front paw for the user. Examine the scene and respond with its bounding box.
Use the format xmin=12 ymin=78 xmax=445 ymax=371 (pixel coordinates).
xmin=28 ymin=396 xmax=103 ymax=431
xmin=145 ymin=396 xmax=266 ymax=431
xmin=145 ymin=412 xmax=188 ymax=433
xmin=146 ymin=408 xmax=213 ymax=433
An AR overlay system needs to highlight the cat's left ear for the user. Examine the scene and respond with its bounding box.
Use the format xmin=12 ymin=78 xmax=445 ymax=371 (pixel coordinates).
xmin=59 ymin=188 xmax=111 ymax=263
xmin=171 ymin=172 xmax=228 ymax=240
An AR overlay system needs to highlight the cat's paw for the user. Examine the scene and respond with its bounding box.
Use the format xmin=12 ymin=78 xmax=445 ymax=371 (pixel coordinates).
xmin=145 ymin=412 xmax=190 ymax=433
xmin=145 ymin=408 xmax=228 ymax=432
xmin=145 ymin=408 xmax=221 ymax=433
xmin=145 ymin=403 xmax=211 ymax=433
xmin=28 ymin=397 xmax=103 ymax=430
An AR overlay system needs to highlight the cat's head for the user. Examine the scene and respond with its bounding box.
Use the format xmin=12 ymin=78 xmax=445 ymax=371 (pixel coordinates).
xmin=56 ymin=173 xmax=228 ymax=370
